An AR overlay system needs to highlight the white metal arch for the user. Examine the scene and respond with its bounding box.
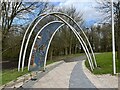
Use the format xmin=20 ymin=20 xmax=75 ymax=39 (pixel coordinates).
xmin=41 ymin=23 xmax=93 ymax=71
xmin=21 ymin=14 xmax=55 ymax=71
xmin=18 ymin=12 xmax=97 ymax=71
xmin=18 ymin=13 xmax=45 ymax=71
xmin=42 ymin=15 xmax=94 ymax=71
xmin=19 ymin=13 xmax=95 ymax=71
xmin=27 ymin=20 xmax=94 ymax=71
xmin=27 ymin=19 xmax=94 ymax=72
xmin=28 ymin=23 xmax=65 ymax=71
xmin=42 ymin=24 xmax=65 ymax=71
xmin=54 ymin=15 xmax=94 ymax=69
xmin=22 ymin=21 xmax=63 ymax=71
xmin=53 ymin=12 xmax=97 ymax=67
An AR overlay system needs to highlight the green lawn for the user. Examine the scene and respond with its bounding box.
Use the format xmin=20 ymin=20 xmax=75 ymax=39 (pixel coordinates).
xmin=1 ymin=53 xmax=83 ymax=86
xmin=85 ymin=52 xmax=119 ymax=75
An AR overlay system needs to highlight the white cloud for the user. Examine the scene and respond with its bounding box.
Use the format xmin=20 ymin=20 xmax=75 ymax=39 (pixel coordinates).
xmin=55 ymin=0 xmax=105 ymax=27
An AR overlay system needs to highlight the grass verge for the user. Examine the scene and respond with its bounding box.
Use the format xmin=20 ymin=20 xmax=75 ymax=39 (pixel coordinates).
xmin=1 ymin=67 xmax=30 ymax=85
xmin=85 ymin=52 xmax=119 ymax=75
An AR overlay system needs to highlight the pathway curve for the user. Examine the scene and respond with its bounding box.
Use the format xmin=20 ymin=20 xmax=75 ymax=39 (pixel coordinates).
xmin=22 ymin=56 xmax=96 ymax=88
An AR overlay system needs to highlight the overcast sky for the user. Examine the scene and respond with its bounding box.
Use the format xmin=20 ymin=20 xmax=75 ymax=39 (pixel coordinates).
xmin=53 ymin=0 xmax=106 ymax=27
xmin=9 ymin=0 xmax=110 ymax=27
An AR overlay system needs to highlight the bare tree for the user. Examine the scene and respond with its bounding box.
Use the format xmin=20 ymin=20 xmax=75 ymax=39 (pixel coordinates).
xmin=1 ymin=1 xmax=49 ymax=37
xmin=96 ymin=0 xmax=120 ymax=60
xmin=1 ymin=1 xmax=50 ymax=59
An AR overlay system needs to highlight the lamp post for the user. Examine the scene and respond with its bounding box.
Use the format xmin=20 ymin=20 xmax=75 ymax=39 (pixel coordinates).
xmin=111 ymin=0 xmax=116 ymax=74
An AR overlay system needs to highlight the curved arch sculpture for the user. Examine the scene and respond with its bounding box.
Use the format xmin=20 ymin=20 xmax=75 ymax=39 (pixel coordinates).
xmin=28 ymin=20 xmax=94 ymax=71
xmin=18 ymin=12 xmax=97 ymax=72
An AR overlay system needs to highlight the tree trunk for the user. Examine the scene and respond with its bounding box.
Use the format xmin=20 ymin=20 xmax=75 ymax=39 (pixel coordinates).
xmin=65 ymin=47 xmax=68 ymax=55
xmin=69 ymin=45 xmax=72 ymax=55
xmin=50 ymin=50 xmax=53 ymax=60
xmin=75 ymin=45 xmax=77 ymax=54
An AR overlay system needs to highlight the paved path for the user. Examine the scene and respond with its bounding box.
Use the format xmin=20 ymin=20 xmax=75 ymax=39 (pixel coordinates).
xmin=22 ymin=56 xmax=96 ymax=88
xmin=69 ymin=58 xmax=95 ymax=88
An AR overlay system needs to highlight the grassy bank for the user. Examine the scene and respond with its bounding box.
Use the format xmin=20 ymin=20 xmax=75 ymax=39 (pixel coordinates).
xmin=85 ymin=52 xmax=119 ymax=75
xmin=2 ymin=53 xmax=83 ymax=86
xmin=2 ymin=67 xmax=30 ymax=85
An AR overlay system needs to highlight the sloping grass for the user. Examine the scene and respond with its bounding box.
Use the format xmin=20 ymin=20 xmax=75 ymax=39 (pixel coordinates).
xmin=85 ymin=52 xmax=119 ymax=75
xmin=1 ymin=67 xmax=30 ymax=85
